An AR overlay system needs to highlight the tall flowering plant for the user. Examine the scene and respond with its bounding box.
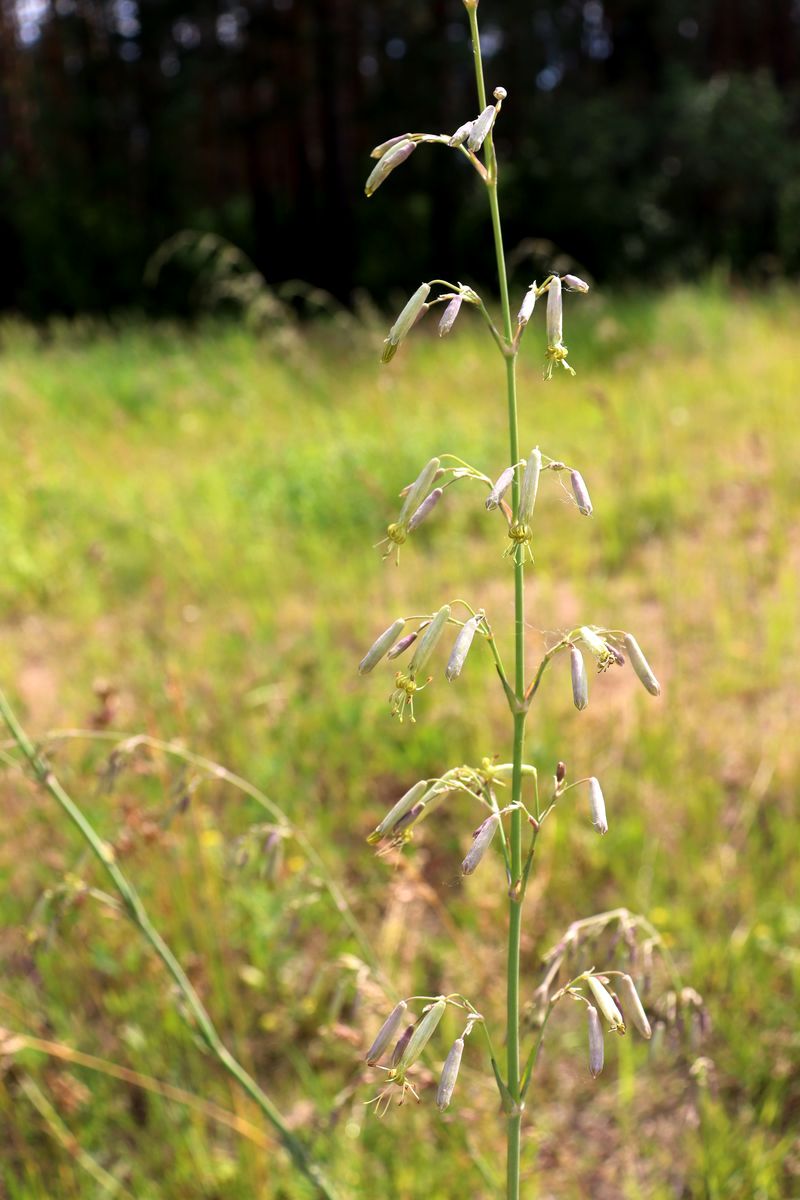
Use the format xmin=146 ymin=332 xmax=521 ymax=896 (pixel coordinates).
xmin=358 ymin=3 xmax=672 ymax=1194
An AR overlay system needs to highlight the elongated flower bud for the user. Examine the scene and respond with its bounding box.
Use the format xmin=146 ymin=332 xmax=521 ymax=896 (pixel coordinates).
xmin=359 ymin=618 xmax=406 ymax=675
xmin=387 ymin=630 xmax=418 ymax=660
xmin=370 ymin=133 xmax=413 ymax=159
xmin=438 ymin=296 xmax=463 ymax=336
xmin=396 ymin=997 xmax=447 ymax=1069
xmin=408 ymin=487 xmax=443 ymax=532
xmin=571 ymin=646 xmax=589 ymax=710
xmin=517 ymin=283 xmax=537 ymax=326
xmin=409 ymin=605 xmax=450 ymax=675
xmin=436 ymin=1037 xmax=465 ymax=1110
xmin=570 ymin=470 xmax=593 ymax=516
xmin=462 ymin=812 xmax=500 ymax=875
xmin=623 ymin=633 xmax=661 ymax=697
xmin=368 ymin=779 xmax=428 ymax=844
xmin=486 ymin=465 xmax=515 ymax=511
xmin=467 ymin=105 xmax=496 ymax=151
xmin=448 ymin=121 xmax=473 ymax=148
xmin=587 ymin=975 xmax=625 ymax=1032
xmin=391 ymin=800 xmax=425 ymax=835
xmin=588 ymin=776 xmax=607 ymax=834
xmin=518 ymin=448 xmax=542 ymax=525
xmin=445 ymin=614 xmax=481 ymax=681
xmin=580 ymin=626 xmax=608 ymax=658
xmin=391 ymin=1024 xmax=415 ymax=1067
xmin=365 ymin=139 xmax=416 ymax=197
xmin=618 ymin=974 xmax=652 ymax=1039
xmin=366 ymin=1001 xmax=408 ymax=1064
xmin=587 ymin=1004 xmax=604 ymax=1077
xmin=556 ymin=760 xmax=567 ymax=783
xmin=398 ymin=456 xmax=441 ymax=525
xmin=546 ymin=276 xmax=563 ymax=346
xmin=383 ymin=283 xmax=431 ymax=361
xmin=563 ymin=274 xmax=590 ymax=293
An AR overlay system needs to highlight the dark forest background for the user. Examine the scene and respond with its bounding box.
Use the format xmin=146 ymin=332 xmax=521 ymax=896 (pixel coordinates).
xmin=2 ymin=0 xmax=800 ymax=316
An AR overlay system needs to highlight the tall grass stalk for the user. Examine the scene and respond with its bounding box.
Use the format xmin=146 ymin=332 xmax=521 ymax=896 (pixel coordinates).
xmin=0 ymin=689 xmax=338 ymax=1200
xmin=361 ymin=2 xmax=671 ymax=1195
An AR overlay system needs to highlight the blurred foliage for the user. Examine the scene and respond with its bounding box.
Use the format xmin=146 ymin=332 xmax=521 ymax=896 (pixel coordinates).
xmin=2 ymin=0 xmax=800 ymax=316
xmin=0 ymin=286 xmax=797 ymax=1196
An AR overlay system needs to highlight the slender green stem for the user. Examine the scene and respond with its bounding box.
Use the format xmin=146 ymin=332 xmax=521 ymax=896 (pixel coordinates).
xmin=0 ymin=691 xmax=338 ymax=1200
xmin=466 ymin=5 xmax=526 ymax=1196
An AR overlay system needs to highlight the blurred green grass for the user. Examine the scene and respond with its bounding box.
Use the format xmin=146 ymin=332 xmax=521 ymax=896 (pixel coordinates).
xmin=0 ymin=284 xmax=797 ymax=1198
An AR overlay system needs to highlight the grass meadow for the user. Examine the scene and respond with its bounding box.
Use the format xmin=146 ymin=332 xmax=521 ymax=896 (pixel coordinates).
xmin=0 ymin=283 xmax=797 ymax=1198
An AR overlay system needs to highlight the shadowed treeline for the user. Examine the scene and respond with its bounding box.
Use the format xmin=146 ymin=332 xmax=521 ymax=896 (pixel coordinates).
xmin=2 ymin=0 xmax=800 ymax=315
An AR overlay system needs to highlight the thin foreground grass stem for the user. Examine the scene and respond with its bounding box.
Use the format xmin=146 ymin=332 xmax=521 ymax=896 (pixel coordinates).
xmin=0 ymin=690 xmax=338 ymax=1200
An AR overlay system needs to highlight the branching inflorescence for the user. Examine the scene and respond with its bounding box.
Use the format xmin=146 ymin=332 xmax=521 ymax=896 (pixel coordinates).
xmin=357 ymin=3 xmax=679 ymax=1196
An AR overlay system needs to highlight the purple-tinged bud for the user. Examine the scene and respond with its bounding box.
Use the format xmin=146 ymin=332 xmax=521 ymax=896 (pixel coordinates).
xmin=461 ymin=812 xmax=500 ymax=875
xmin=618 ymin=975 xmax=651 ymax=1039
xmin=390 ymin=800 xmax=425 ymax=835
xmin=445 ymin=614 xmax=482 ymax=682
xmin=409 ymin=605 xmax=451 ymax=675
xmin=262 ymin=830 xmax=284 ymax=883
xmin=486 ymin=465 xmax=516 ymax=511
xmin=408 ymin=487 xmax=444 ymax=532
xmin=359 ymin=618 xmax=406 ymax=675
xmin=396 ymin=997 xmax=447 ymax=1069
xmin=368 ymin=779 xmax=428 ymax=844
xmin=436 ymin=1037 xmax=465 ymax=1110
xmin=438 ymin=295 xmax=463 ymax=336
xmin=398 ymin=456 xmax=441 ymax=525
xmin=587 ymin=975 xmax=625 ymax=1033
xmin=556 ymin=760 xmax=567 ymax=783
xmin=366 ymin=1000 xmax=408 ymax=1064
xmin=546 ymin=276 xmax=563 ymax=347
xmin=623 ymin=633 xmax=661 ymax=697
xmin=365 ymin=139 xmax=416 ymax=197
xmin=467 ymin=105 xmax=496 ymax=151
xmin=517 ymin=283 xmax=537 ymax=326
xmin=587 ymin=1004 xmax=604 ymax=1077
xmin=563 ymin=274 xmax=590 ymax=293
xmin=391 ymin=1023 xmax=415 ymax=1068
xmin=387 ymin=630 xmax=418 ymax=660
xmin=448 ymin=121 xmax=474 ymax=148
xmin=588 ymin=777 xmax=607 ymax=835
xmin=570 ymin=646 xmax=589 ymax=711
xmin=370 ymin=133 xmax=413 ymax=160
xmin=570 ymin=470 xmax=593 ymax=516
xmin=382 ymin=283 xmax=431 ymax=362
xmin=518 ymin=447 xmax=542 ymax=525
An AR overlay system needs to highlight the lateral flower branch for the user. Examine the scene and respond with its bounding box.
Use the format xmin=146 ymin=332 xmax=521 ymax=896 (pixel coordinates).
xmin=357 ymin=3 xmax=676 ymax=1197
